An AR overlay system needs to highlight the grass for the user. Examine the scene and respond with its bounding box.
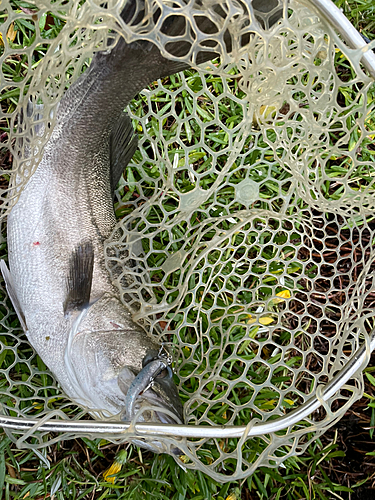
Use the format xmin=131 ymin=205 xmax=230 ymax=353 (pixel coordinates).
xmin=1 ymin=0 xmax=375 ymax=498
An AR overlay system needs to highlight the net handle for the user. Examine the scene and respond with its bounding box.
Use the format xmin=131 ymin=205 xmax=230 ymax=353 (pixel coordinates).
xmin=2 ymin=329 xmax=374 ymax=439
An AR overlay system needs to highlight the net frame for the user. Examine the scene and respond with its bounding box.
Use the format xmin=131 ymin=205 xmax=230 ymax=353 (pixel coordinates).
xmin=1 ymin=0 xmax=375 ymax=481
xmin=1 ymin=327 xmax=374 ymax=437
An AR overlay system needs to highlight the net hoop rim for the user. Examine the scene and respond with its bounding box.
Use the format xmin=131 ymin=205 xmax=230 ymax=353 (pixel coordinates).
xmin=306 ymin=0 xmax=375 ymax=78
xmin=2 ymin=329 xmax=374 ymax=439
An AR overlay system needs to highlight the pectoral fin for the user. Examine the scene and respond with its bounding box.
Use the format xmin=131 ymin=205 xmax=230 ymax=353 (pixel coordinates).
xmin=110 ymin=113 xmax=138 ymax=196
xmin=64 ymin=241 xmax=94 ymax=314
xmin=0 ymin=260 xmax=27 ymax=331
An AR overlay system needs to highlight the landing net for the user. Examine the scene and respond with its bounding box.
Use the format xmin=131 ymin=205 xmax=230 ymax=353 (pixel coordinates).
xmin=1 ymin=0 xmax=375 ymax=481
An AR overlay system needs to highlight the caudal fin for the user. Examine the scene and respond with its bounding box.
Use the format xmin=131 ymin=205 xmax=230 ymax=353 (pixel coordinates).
xmin=92 ymin=1 xmax=222 ymax=93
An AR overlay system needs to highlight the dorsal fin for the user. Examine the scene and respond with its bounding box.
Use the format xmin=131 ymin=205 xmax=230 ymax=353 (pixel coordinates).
xmin=0 ymin=260 xmax=27 ymax=331
xmin=110 ymin=113 xmax=138 ymax=196
xmin=64 ymin=241 xmax=94 ymax=315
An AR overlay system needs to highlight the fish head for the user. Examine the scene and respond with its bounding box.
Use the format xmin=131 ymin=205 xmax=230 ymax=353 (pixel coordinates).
xmin=65 ymin=326 xmax=183 ymax=454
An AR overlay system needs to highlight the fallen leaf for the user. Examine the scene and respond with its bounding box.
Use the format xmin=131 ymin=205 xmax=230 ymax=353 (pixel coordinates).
xmin=7 ymin=23 xmax=18 ymax=42
xmin=259 ymin=316 xmax=275 ymax=325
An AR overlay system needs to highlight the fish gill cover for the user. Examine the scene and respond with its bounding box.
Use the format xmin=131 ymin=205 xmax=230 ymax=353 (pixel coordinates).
xmin=1 ymin=0 xmax=375 ymax=481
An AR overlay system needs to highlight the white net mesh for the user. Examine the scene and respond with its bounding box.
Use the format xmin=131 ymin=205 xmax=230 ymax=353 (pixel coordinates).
xmin=1 ymin=0 xmax=375 ymax=482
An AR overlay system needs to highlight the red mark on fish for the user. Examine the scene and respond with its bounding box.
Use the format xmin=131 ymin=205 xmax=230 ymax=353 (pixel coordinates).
xmin=110 ymin=321 xmax=121 ymax=329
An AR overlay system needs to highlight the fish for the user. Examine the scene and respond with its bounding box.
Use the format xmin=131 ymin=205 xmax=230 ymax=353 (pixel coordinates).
xmin=0 ymin=7 xmax=209 ymax=454
xmin=1 ymin=1 xmax=286 ymax=453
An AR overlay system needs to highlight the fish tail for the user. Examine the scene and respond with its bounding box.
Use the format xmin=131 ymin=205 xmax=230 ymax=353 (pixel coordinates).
xmin=93 ymin=1 xmax=219 ymax=89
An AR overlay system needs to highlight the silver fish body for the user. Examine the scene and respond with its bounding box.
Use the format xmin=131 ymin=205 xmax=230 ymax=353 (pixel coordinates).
xmin=3 ymin=32 xmax=189 ymax=452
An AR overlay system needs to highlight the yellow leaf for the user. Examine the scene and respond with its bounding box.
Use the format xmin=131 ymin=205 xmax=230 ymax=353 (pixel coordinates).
xmin=0 ymin=32 xmax=3 ymax=45
xmin=259 ymin=316 xmax=275 ymax=325
xmin=219 ymin=440 xmax=226 ymax=450
xmin=271 ymin=289 xmax=291 ymax=304
xmin=259 ymin=105 xmax=277 ymax=118
xmin=7 ymin=23 xmax=17 ymax=42
xmin=103 ymin=461 xmax=122 ymax=484
xmin=263 ymin=399 xmax=277 ymax=407
xmin=284 ymin=399 xmax=294 ymax=405
xmin=253 ymin=105 xmax=277 ymax=126
xmin=247 ymin=314 xmax=276 ymax=326
xmin=246 ymin=314 xmax=256 ymax=324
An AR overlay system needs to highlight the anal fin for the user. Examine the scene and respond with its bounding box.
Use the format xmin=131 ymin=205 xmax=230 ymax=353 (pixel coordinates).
xmin=0 ymin=260 xmax=27 ymax=331
xmin=64 ymin=241 xmax=94 ymax=314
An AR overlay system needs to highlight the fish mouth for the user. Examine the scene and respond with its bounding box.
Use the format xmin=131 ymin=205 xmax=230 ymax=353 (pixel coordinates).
xmin=125 ymin=367 xmax=184 ymax=455
xmin=122 ymin=353 xmax=183 ymax=426
xmin=140 ymin=369 xmax=184 ymax=424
